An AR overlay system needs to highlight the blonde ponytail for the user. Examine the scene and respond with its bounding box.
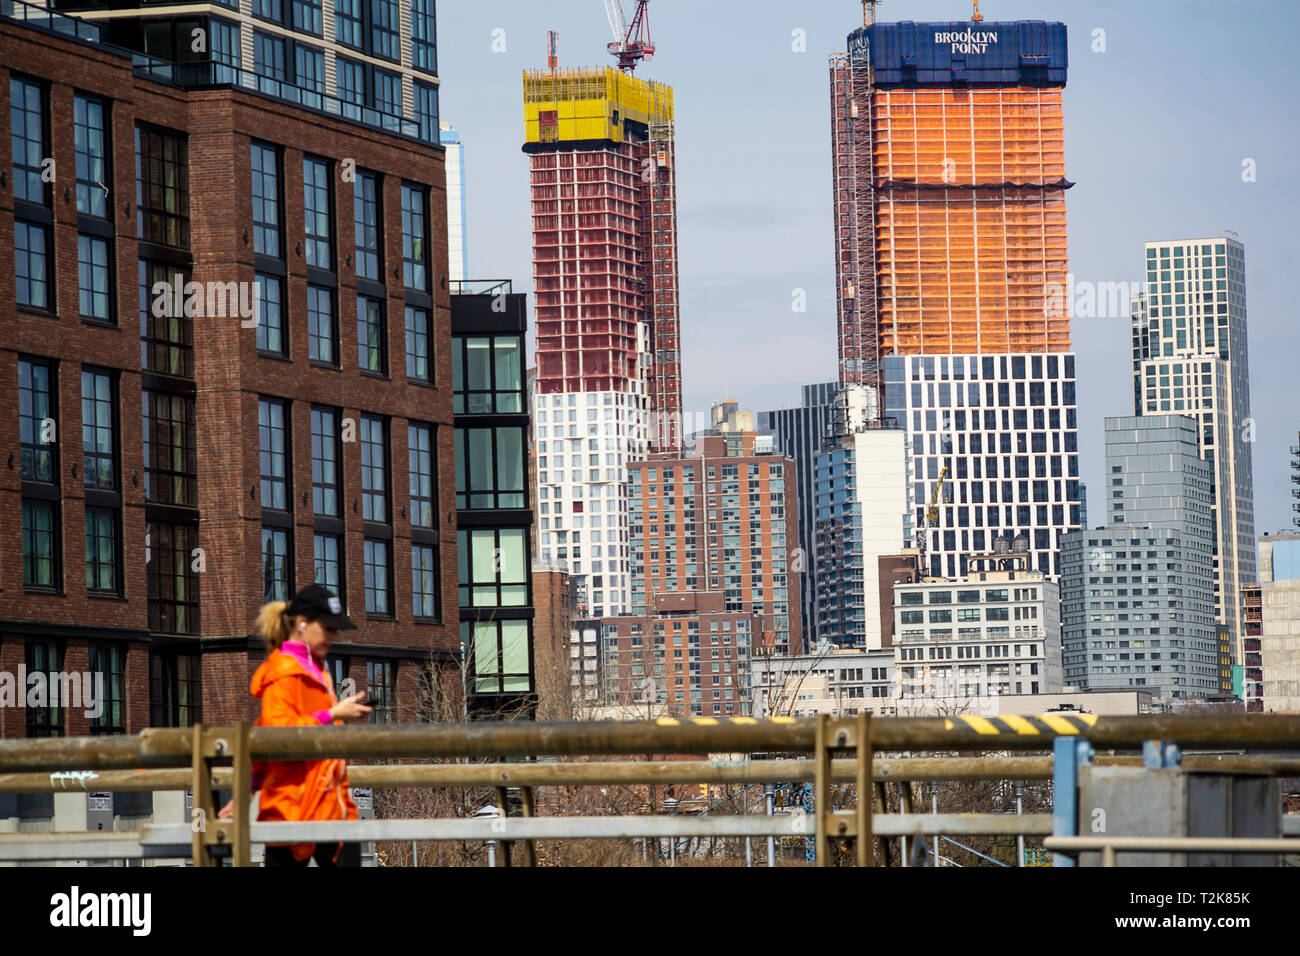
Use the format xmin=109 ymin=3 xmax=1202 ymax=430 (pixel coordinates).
xmin=256 ymin=600 xmax=291 ymax=653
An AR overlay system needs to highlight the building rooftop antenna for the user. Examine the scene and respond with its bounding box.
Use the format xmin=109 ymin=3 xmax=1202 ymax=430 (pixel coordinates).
xmin=862 ymin=0 xmax=881 ymax=27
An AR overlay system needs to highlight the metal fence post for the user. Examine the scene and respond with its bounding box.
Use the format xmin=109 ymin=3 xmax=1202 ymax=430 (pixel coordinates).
xmin=765 ymin=783 xmax=776 ymax=867
xmin=1014 ymin=781 xmax=1025 ymax=868
xmin=1052 ymin=736 xmax=1093 ymax=868
xmin=814 ymin=714 xmax=831 ymax=867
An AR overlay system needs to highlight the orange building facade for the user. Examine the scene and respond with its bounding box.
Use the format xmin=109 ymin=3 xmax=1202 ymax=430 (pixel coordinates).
xmin=831 ymin=20 xmax=1072 ymax=387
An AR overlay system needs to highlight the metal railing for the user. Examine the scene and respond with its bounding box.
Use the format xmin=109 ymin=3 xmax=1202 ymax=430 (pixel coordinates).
xmin=0 ymin=0 xmax=428 ymax=143
xmin=0 ymin=714 xmax=1297 ymax=866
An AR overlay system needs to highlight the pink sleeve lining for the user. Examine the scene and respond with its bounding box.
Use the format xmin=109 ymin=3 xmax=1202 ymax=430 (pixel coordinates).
xmin=313 ymin=709 xmax=333 ymax=725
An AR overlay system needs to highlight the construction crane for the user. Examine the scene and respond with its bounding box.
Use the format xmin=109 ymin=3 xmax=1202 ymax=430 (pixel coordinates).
xmin=861 ymin=0 xmax=882 ymax=27
xmin=916 ymin=464 xmax=949 ymax=581
xmin=604 ymin=0 xmax=655 ymax=73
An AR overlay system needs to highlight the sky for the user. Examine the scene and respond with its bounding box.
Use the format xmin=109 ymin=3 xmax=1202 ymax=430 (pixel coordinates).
xmin=436 ymin=0 xmax=1300 ymax=535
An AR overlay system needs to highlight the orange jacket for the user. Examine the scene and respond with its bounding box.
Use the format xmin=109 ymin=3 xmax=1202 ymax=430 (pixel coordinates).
xmin=251 ymin=644 xmax=358 ymax=863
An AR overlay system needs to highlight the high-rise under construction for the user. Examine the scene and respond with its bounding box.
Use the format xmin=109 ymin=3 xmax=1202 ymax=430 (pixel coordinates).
xmin=523 ymin=65 xmax=682 ymax=619
xmin=829 ymin=11 xmax=1083 ymax=586
xmin=831 ymin=16 xmax=1071 ymax=387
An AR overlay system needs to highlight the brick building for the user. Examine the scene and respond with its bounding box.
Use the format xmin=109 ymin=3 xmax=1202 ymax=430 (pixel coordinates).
xmin=1 ymin=1 xmax=455 ymax=742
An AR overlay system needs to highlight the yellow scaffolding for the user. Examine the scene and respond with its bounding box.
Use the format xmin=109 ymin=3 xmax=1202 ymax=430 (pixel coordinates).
xmin=523 ymin=67 xmax=674 ymax=145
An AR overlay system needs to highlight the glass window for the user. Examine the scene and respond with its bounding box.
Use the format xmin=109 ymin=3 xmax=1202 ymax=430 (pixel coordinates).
xmin=88 ymin=645 xmax=126 ymax=735
xmin=458 ymin=528 xmax=527 ymax=607
xmin=373 ymin=67 xmax=400 ymax=120
xmin=15 ymin=221 xmax=50 ymax=310
xmin=405 ymin=305 xmax=430 ymax=381
xmin=453 ymin=335 xmax=523 ymax=414
xmin=412 ymin=544 xmax=438 ymax=619
xmin=142 ymin=391 xmax=197 ymax=506
xmin=295 ymin=44 xmax=325 ymax=101
xmin=253 ymin=0 xmax=281 ymax=20
xmin=86 ymin=506 xmax=120 ymax=595
xmin=408 ymin=423 xmax=435 ymax=529
xmin=258 ymin=398 xmax=289 ymax=510
xmin=335 ymin=0 xmax=362 ymax=49
xmin=366 ymin=660 xmax=395 ymax=721
xmin=303 ymin=157 xmax=333 ymax=270
xmin=262 ymin=527 xmax=291 ymax=601
xmin=74 ymin=93 xmax=109 ymax=218
xmin=401 ymin=184 xmax=428 ymax=291
xmin=337 ymin=57 xmax=365 ymax=117
xmin=255 ymin=273 xmax=285 ymax=354
xmin=135 ymin=125 xmax=190 ymax=249
xmin=414 ymin=81 xmax=439 ymax=144
xmin=139 ymin=260 xmax=193 ymax=377
xmin=19 ymin=358 xmax=56 ymax=483
xmin=360 ymin=414 xmax=388 ymax=522
xmin=254 ymin=30 xmax=287 ymax=92
xmin=353 ymin=171 xmax=381 ymax=280
xmin=250 ymin=142 xmax=281 ymax=257
xmin=150 ymin=651 xmax=203 ymax=727
xmin=411 ymin=0 xmax=437 ymax=73
xmin=146 ymin=521 xmax=200 ymax=634
xmin=77 ymin=234 xmax=112 ymax=322
xmin=81 ymin=368 xmax=116 ymax=490
xmin=10 ymin=77 xmax=47 ymax=205
xmin=369 ymin=0 xmax=399 ymax=60
xmin=291 ymin=0 xmax=321 ymax=34
xmin=455 ymin=426 xmax=525 ymax=510
xmin=314 ymin=533 xmax=342 ymax=594
xmin=357 ymin=295 xmax=386 ymax=374
xmin=467 ymin=620 xmax=531 ymax=695
xmin=307 ymin=284 xmax=336 ymax=364
xmin=22 ymin=500 xmax=59 ymax=590
xmin=363 ymin=539 xmax=391 ymax=614
xmin=26 ymin=640 xmax=64 ymax=737
xmin=311 ymin=406 xmax=340 ymax=516
xmin=211 ymin=18 xmax=241 ymax=83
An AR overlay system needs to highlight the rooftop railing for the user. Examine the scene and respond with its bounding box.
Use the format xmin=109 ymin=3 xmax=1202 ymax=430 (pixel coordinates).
xmin=1 ymin=0 xmax=429 ymax=143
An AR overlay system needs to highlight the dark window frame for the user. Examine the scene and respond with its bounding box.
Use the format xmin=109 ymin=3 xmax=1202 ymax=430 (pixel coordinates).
xmin=357 ymin=294 xmax=388 ymax=376
xmin=147 ymin=520 xmax=200 ymax=635
xmin=73 ymin=91 xmax=111 ymax=219
xmin=258 ymin=396 xmax=291 ymax=511
xmin=149 ymin=649 xmax=203 ymax=727
xmin=135 ymin=124 xmax=191 ymax=251
xmin=250 ymin=141 xmax=283 ymax=259
xmin=87 ymin=643 xmax=127 ymax=736
xmin=360 ymin=413 xmax=389 ymax=524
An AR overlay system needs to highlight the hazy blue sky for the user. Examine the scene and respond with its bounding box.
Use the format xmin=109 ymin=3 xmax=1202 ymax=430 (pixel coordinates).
xmin=437 ymin=0 xmax=1300 ymax=534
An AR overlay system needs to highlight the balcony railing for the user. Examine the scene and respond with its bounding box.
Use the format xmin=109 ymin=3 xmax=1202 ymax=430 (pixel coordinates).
xmin=132 ymin=59 xmax=424 ymax=141
xmin=0 ymin=1 xmax=427 ymax=143
xmin=0 ymin=0 xmax=101 ymax=43
xmin=451 ymin=279 xmax=514 ymax=297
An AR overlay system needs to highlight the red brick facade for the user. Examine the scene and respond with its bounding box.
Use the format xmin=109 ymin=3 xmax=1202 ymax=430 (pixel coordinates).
xmin=0 ymin=21 xmax=458 ymax=737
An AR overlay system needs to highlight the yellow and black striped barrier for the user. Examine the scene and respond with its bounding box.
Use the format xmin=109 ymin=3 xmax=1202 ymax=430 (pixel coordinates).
xmin=941 ymin=713 xmax=1100 ymax=737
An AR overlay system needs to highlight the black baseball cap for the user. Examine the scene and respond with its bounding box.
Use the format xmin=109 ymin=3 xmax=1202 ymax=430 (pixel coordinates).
xmin=286 ymin=584 xmax=356 ymax=631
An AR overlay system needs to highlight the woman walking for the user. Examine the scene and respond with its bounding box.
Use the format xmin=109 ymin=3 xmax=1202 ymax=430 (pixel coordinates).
xmin=230 ymin=584 xmax=373 ymax=866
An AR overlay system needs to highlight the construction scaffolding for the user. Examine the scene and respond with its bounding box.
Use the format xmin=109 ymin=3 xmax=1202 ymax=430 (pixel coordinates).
xmin=523 ymin=67 xmax=682 ymax=450
xmin=829 ymin=47 xmax=880 ymax=392
xmin=873 ymin=87 xmax=1071 ymax=356
xmin=830 ymin=36 xmax=1072 ymax=379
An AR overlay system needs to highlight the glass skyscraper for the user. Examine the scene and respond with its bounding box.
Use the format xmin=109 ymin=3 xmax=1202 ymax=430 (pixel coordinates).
xmin=1130 ymin=237 xmax=1256 ymax=665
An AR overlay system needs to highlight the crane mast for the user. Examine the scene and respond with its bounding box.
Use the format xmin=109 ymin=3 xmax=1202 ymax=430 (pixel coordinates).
xmin=917 ymin=464 xmax=949 ymax=582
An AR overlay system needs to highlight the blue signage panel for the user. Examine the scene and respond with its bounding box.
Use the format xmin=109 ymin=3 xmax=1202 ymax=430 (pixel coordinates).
xmin=851 ymin=20 xmax=1068 ymax=88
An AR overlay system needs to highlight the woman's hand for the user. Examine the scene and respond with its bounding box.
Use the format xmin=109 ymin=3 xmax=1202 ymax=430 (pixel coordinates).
xmin=329 ymin=692 xmax=374 ymax=722
xmin=218 ymin=800 xmax=234 ymax=820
